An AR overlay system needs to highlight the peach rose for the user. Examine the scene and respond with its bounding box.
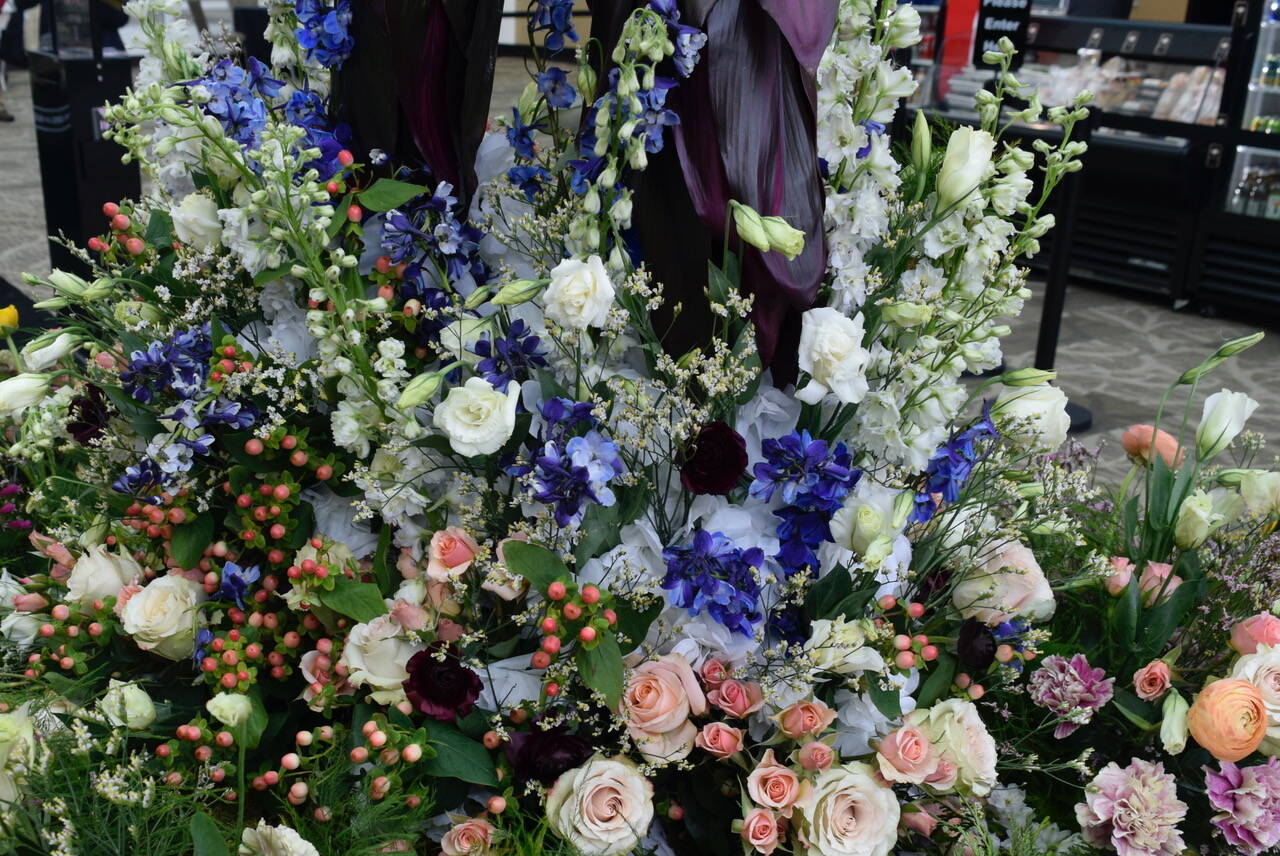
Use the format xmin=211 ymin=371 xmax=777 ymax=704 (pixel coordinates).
xmin=441 ymin=818 xmax=494 ymax=856
xmin=1104 ymin=557 xmax=1134 ymax=597
xmin=876 ymin=724 xmax=940 ymax=784
xmin=700 ymin=657 xmax=730 ymax=689
xmin=1133 ymin=660 xmax=1173 ymax=702
xmin=623 ymin=654 xmax=707 ymax=763
xmin=695 ymin=722 xmax=744 ymax=759
xmin=777 ymin=700 xmax=837 ymax=739
xmin=740 ymin=807 xmax=781 ymax=856
xmin=1187 ymin=678 xmax=1268 ymax=762
xmin=797 ymin=741 xmax=834 ymax=771
xmin=1232 ymin=613 xmax=1280 ymax=655
xmin=1138 ymin=562 xmax=1182 ymax=607
xmin=395 ymin=546 xmax=422 ymax=580
xmin=708 ymin=679 xmax=764 ymax=719
xmin=746 ymin=749 xmax=801 ymax=815
xmin=427 ymin=527 xmax=479 ymax=582
xmin=1121 ymin=424 xmax=1182 ymax=469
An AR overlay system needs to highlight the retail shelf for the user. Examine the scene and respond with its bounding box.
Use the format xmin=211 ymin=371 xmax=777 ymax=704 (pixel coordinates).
xmin=1026 ymin=15 xmax=1232 ymax=64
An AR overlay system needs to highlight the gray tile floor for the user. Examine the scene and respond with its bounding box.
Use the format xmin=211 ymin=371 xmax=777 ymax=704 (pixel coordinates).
xmin=2 ymin=58 xmax=1277 ymax=475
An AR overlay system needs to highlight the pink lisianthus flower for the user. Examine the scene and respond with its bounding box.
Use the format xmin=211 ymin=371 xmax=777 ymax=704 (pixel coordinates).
xmin=1029 ymin=653 xmax=1115 ymax=738
xmin=1105 ymin=557 xmax=1134 ymax=596
xmin=1204 ymin=758 xmax=1280 ymax=855
xmin=1138 ymin=561 xmax=1182 ymax=607
xmin=1076 ymin=759 xmax=1187 ymax=856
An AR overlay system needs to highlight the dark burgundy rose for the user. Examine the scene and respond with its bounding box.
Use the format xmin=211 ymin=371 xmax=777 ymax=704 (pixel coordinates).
xmin=679 ymin=421 xmax=748 ymax=495
xmin=956 ymin=618 xmax=996 ymax=671
xmin=402 ymin=644 xmax=482 ymax=722
xmin=67 ymin=385 xmax=110 ymax=445
xmin=504 ymin=726 xmax=593 ymax=784
xmin=915 ymin=568 xmax=952 ymax=606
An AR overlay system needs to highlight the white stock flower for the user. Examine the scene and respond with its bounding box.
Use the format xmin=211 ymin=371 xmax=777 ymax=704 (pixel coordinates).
xmin=433 ymin=377 xmax=519 ymax=457
xmin=994 ymin=383 xmax=1070 ymax=453
xmin=206 ymin=692 xmax=253 ymax=728
xmin=0 ymin=373 xmax=52 ymax=419
xmin=338 ymin=615 xmax=424 ymax=705
xmin=544 ymin=255 xmax=616 ymax=330
xmin=936 ymin=126 xmax=996 ymax=209
xmin=545 ymin=756 xmax=655 ymax=856
xmin=793 ymin=762 xmax=899 ymax=856
xmin=99 ymin=679 xmax=156 ymax=730
xmin=796 ymin=308 xmax=870 ymax=405
xmin=171 ymin=192 xmax=223 ymax=249
xmin=66 ymin=543 xmax=143 ymax=607
xmin=120 ymin=574 xmax=205 ymax=660
xmin=239 ymin=821 xmax=320 ymax=856
xmin=1196 ymin=389 xmax=1259 ymax=461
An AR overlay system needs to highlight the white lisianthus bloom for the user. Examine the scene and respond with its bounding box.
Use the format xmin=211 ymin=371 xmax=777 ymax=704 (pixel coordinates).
xmin=994 ymin=383 xmax=1070 ymax=453
xmin=545 ymin=756 xmax=655 ymax=856
xmin=99 ymin=679 xmax=156 ymax=730
xmin=796 ymin=308 xmax=870 ymax=405
xmin=438 ymin=318 xmax=491 ymax=365
xmin=805 ymin=616 xmax=885 ymax=676
xmin=338 ymin=615 xmax=425 ymax=705
xmin=206 ymin=692 xmax=253 ymax=728
xmin=239 ymin=821 xmax=321 ymax=856
xmin=1240 ymin=470 xmax=1280 ymax=517
xmin=1196 ymin=389 xmax=1259 ymax=461
xmin=1160 ymin=691 xmax=1189 ymax=755
xmin=544 ymin=255 xmax=615 ymax=330
xmin=1174 ymin=489 xmax=1223 ymax=549
xmin=66 ymin=543 xmax=143 ymax=607
xmin=936 ymin=126 xmax=997 ymax=209
xmin=793 ymin=762 xmax=899 ymax=856
xmin=21 ymin=332 xmax=80 ymax=371
xmin=433 ymin=377 xmax=520 ymax=457
xmin=120 ymin=574 xmax=205 ymax=660
xmin=908 ymin=698 xmax=999 ymax=797
xmin=171 ymin=192 xmax=223 ymax=249
xmin=0 ymin=373 xmax=52 ymax=419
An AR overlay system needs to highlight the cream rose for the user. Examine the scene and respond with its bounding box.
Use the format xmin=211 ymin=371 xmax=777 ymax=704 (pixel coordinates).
xmin=952 ymin=540 xmax=1055 ymax=626
xmin=171 ymin=192 xmax=223 ymax=250
xmin=623 ymin=653 xmax=706 ymax=763
xmin=796 ymin=308 xmax=870 ymax=406
xmin=793 ymin=762 xmax=899 ymax=856
xmin=238 ymin=821 xmax=320 ymax=856
xmin=441 ymin=818 xmax=495 ymax=856
xmin=338 ymin=615 xmax=426 ymax=705
xmin=120 ymin=574 xmax=205 ymax=660
xmin=66 ymin=543 xmax=143 ymax=608
xmin=1231 ymin=643 xmax=1280 ymax=754
xmin=206 ymin=692 xmax=253 ymax=728
xmin=545 ymin=756 xmax=655 ymax=856
xmin=99 ymin=679 xmax=156 ymax=730
xmin=994 ymin=383 xmax=1070 ymax=453
xmin=908 ymin=698 xmax=998 ymax=797
xmin=544 ymin=255 xmax=615 ymax=330
xmin=433 ymin=376 xmax=519 ymax=457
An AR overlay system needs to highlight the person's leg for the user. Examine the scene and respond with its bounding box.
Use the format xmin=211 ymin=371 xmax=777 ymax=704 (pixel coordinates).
xmin=0 ymin=57 xmax=11 ymax=122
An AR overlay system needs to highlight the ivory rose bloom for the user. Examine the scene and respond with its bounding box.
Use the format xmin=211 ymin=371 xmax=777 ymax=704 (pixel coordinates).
xmin=441 ymin=818 xmax=495 ymax=856
xmin=206 ymin=692 xmax=253 ymax=728
xmin=777 ymin=700 xmax=838 ymax=739
xmin=338 ymin=615 xmax=426 ymax=705
xmin=1121 ymin=424 xmax=1181 ymax=468
xmin=876 ymin=724 xmax=938 ymax=784
xmin=1232 ymin=613 xmax=1280 ymax=655
xmin=695 ymin=722 xmax=743 ymax=759
xmin=433 ymin=377 xmax=519 ymax=457
xmin=545 ymin=756 xmax=654 ymax=856
xmin=1232 ymin=644 xmax=1280 ymax=754
xmin=544 ymin=255 xmax=615 ymax=330
xmin=623 ymin=653 xmax=706 ymax=763
xmin=908 ymin=698 xmax=998 ymax=797
xmin=1188 ymin=678 xmax=1268 ymax=762
xmin=796 ymin=308 xmax=870 ymax=406
xmin=1134 ymin=660 xmax=1173 ymax=702
xmin=793 ymin=762 xmax=900 ymax=856
xmin=747 ymin=749 xmax=801 ymax=815
xmin=426 ymin=527 xmax=479 ymax=581
xmin=937 ymin=125 xmax=996 ymax=209
xmin=952 ymin=540 xmax=1055 ymax=626
xmin=740 ymin=807 xmax=781 ymax=855
xmin=708 ymin=678 xmax=764 ymax=719
xmin=171 ymin=192 xmax=223 ymax=250
xmin=98 ymin=679 xmax=156 ymax=730
xmin=120 ymin=574 xmax=205 ymax=660
xmin=66 ymin=543 xmax=143 ymax=608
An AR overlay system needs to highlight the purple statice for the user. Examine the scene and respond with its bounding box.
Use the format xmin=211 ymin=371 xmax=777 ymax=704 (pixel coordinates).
xmin=536 ymin=68 xmax=577 ymax=110
xmin=1029 ymin=653 xmax=1115 ymax=738
xmin=295 ymin=0 xmax=354 ymax=68
xmin=511 ymin=399 xmax=624 ymax=527
xmin=470 ymin=320 xmax=547 ymax=393
xmin=120 ymin=323 xmax=212 ymax=404
xmin=507 ymin=164 xmax=551 ymax=202
xmin=911 ymin=405 xmax=998 ymax=524
xmin=662 ymin=530 xmax=764 ymax=637
xmin=1076 ymin=759 xmax=1187 ymax=856
xmin=1205 ymin=759 xmax=1280 ymax=855
xmin=217 ymin=562 xmax=261 ymax=609
xmin=529 ymin=0 xmax=578 ymax=52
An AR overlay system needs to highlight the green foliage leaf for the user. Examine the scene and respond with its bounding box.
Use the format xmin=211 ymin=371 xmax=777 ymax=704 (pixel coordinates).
xmin=574 ymin=502 xmax=623 ymax=566
xmin=1136 ymin=575 xmax=1206 ymax=661
xmin=359 ymin=178 xmax=430 ymax=212
xmin=422 ymin=723 xmax=498 ymax=786
xmin=867 ymin=677 xmax=902 ymax=719
xmin=236 ymin=690 xmax=270 ymax=749
xmin=1112 ymin=689 xmax=1158 ymax=731
xmin=170 ymin=514 xmax=214 ymax=569
xmin=501 ymin=540 xmax=567 ymax=592
xmin=319 ymin=575 xmax=387 ymax=623
xmin=145 ymin=210 xmax=174 ymax=247
xmin=805 ymin=567 xmax=876 ymax=622
xmin=279 ymin=501 xmax=315 ymax=551
xmin=916 ymin=652 xmax=957 ymax=707
xmin=190 ymin=813 xmax=229 ymax=856
xmin=613 ymin=601 xmax=661 ymax=651
xmin=578 ymin=633 xmax=625 ymax=710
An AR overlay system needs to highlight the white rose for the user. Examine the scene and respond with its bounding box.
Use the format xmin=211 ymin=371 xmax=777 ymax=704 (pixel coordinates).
xmin=793 ymin=762 xmax=899 ymax=856
xmin=805 ymin=616 xmax=886 ymax=676
xmin=1197 ymin=389 xmax=1259 ymax=461
xmin=171 ymin=192 xmax=223 ymax=249
xmin=952 ymin=540 xmax=1055 ymax=626
xmin=544 ymin=255 xmax=616 ymax=330
xmin=0 ymin=373 xmax=52 ymax=419
xmin=20 ymin=332 xmax=80 ymax=371
xmin=433 ymin=376 xmax=519 ymax=457
xmin=239 ymin=821 xmax=320 ymax=856
xmin=936 ymin=126 xmax=996 ymax=209
xmin=120 ymin=574 xmax=205 ymax=660
xmin=66 ymin=543 xmax=143 ymax=608
xmin=1240 ymin=470 xmax=1280 ymax=518
xmin=830 ymin=480 xmax=905 ymax=567
xmin=796 ymin=308 xmax=870 ymax=405
xmin=1174 ymin=489 xmax=1222 ymax=549
xmin=99 ymin=679 xmax=156 ymax=730
xmin=338 ymin=615 xmax=425 ymax=705
xmin=909 ymin=698 xmax=998 ymax=797
xmin=206 ymin=692 xmax=253 ymax=728
xmin=545 ymin=756 xmax=655 ymax=856
xmin=994 ymin=383 xmax=1070 ymax=453
xmin=1231 ymin=643 xmax=1280 ymax=754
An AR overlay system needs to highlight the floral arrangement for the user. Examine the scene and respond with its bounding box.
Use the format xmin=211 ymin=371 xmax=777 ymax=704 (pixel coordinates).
xmin=0 ymin=0 xmax=1278 ymax=855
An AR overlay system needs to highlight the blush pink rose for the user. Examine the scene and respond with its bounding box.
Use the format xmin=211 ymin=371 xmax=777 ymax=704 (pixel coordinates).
xmin=901 ymin=806 xmax=939 ymax=837
xmin=623 ymin=654 xmax=707 ymax=763
xmin=1138 ymin=561 xmax=1182 ymax=607
xmin=395 ymin=546 xmax=422 ymax=580
xmin=1121 ymin=425 xmax=1183 ymax=469
xmin=388 ymin=599 xmax=429 ymax=632
xmin=1105 ymin=557 xmax=1134 ymax=597
xmin=708 ymin=679 xmax=764 ymax=719
xmin=1231 ymin=613 xmax=1280 ymax=655
xmin=695 ymin=722 xmax=744 ymax=759
xmin=441 ymin=818 xmax=495 ymax=856
xmin=746 ymin=749 xmax=801 ymax=815
xmin=797 ymin=741 xmax=834 ymax=771
xmin=876 ymin=725 xmax=939 ymax=784
xmin=427 ymin=527 xmax=479 ymax=581
xmin=1133 ymin=660 xmax=1173 ymax=702
xmin=924 ymin=758 xmax=958 ymax=791
xmin=436 ymin=618 xmax=466 ymax=642
xmin=700 ymin=657 xmax=730 ymax=689
xmin=777 ymin=700 xmax=837 ymax=739
xmin=740 ymin=807 xmax=781 ymax=856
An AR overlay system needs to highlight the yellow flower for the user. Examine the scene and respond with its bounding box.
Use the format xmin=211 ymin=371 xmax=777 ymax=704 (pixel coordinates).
xmin=0 ymin=305 xmax=18 ymax=334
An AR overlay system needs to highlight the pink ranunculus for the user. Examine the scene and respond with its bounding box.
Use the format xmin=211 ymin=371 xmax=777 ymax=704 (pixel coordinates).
xmin=388 ymin=599 xmax=428 ymax=632
xmin=435 ymin=618 xmax=466 ymax=642
xmin=1121 ymin=425 xmax=1183 ymax=469
xmin=746 ymin=749 xmax=801 ymax=815
xmin=876 ymin=724 xmax=940 ymax=784
xmin=29 ymin=531 xmax=74 ymax=567
xmin=1105 ymin=557 xmax=1134 ymax=597
xmin=708 ymin=679 xmax=764 ymax=719
xmin=1232 ymin=613 xmax=1280 ymax=655
xmin=777 ymin=700 xmax=837 ymax=740
xmin=901 ymin=805 xmax=939 ymax=838
xmin=700 ymin=657 xmax=730 ymax=689
xmin=441 ymin=818 xmax=495 ymax=856
xmin=1138 ymin=561 xmax=1182 ymax=607
xmin=1133 ymin=660 xmax=1173 ymax=702
xmin=623 ymin=653 xmax=707 ymax=763
xmin=427 ymin=527 xmax=479 ymax=582
xmin=395 ymin=546 xmax=421 ymax=580
xmin=797 ymin=741 xmax=835 ymax=771
xmin=695 ymin=722 xmax=744 ymax=759
xmin=11 ymin=593 xmax=48 ymax=612
xmin=740 ymin=807 xmax=781 ymax=856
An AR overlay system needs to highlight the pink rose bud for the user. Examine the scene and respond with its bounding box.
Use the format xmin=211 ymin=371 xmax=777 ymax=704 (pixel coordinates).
xmin=777 ymin=700 xmax=837 ymax=739
xmin=901 ymin=806 xmax=939 ymax=838
xmin=389 ymin=599 xmax=429 ymax=632
xmin=708 ymin=679 xmax=764 ymax=719
xmin=395 ymin=546 xmax=421 ymax=580
xmin=924 ymin=757 xmax=958 ymax=791
xmin=29 ymin=531 xmax=75 ymax=567
xmin=1121 ymin=424 xmax=1182 ymax=469
xmin=436 ymin=618 xmax=466 ymax=642
xmin=1105 ymin=557 xmax=1134 ymax=597
xmin=1132 ymin=660 xmax=1173 ymax=702
xmin=700 ymin=657 xmax=730 ymax=689
xmin=11 ymin=593 xmax=48 ymax=612
xmin=694 ymin=722 xmax=744 ymax=759
xmin=49 ymin=563 xmax=72 ymax=583
xmin=1231 ymin=612 xmax=1280 ymax=655
xmin=740 ymin=808 xmax=781 ymax=856
xmin=1138 ymin=561 xmax=1182 ymax=607
xmin=797 ymin=741 xmax=834 ymax=771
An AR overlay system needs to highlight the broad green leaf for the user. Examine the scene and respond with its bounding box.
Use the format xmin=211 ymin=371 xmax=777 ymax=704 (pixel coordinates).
xmin=359 ymin=178 xmax=430 ymax=212
xmin=501 ymin=540 xmax=568 ymax=593
xmin=422 ymin=723 xmax=498 ymax=786
xmin=235 ymin=690 xmax=269 ymax=749
xmin=1137 ymin=576 xmax=1205 ymax=661
xmin=190 ymin=813 xmax=229 ymax=856
xmin=279 ymin=501 xmax=315 ymax=551
xmin=1112 ymin=689 xmax=1158 ymax=731
xmin=318 ymin=575 xmax=386 ymax=623
xmin=575 ymin=502 xmax=622 ymax=566
xmin=866 ymin=677 xmax=902 ymax=719
xmin=578 ymin=633 xmax=625 ymax=711
xmin=170 ymin=514 xmax=214 ymax=570
xmin=145 ymin=210 xmax=174 ymax=247
xmin=613 ymin=601 xmax=661 ymax=651
xmin=916 ymin=652 xmax=956 ymax=707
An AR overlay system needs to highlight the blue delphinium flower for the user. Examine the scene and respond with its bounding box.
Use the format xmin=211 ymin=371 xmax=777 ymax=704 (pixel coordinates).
xmin=218 ymin=562 xmax=261 ymax=609
xmin=471 ymin=320 xmax=547 ymax=392
xmin=530 ymin=0 xmax=579 ymax=53
xmin=661 ymin=530 xmax=764 ymax=637
xmin=857 ymin=120 xmax=886 ymax=159
xmin=648 ymin=0 xmax=707 ymax=78
xmin=509 ymin=398 xmax=624 ymax=527
xmin=507 ymin=108 xmax=543 ymax=161
xmin=507 ymin=164 xmax=552 ymax=202
xmin=537 ymin=68 xmax=577 ymax=110
xmin=750 ymin=430 xmax=859 ymax=511
xmin=911 ymin=405 xmax=999 ymax=524
xmin=295 ymin=0 xmax=355 ymax=68
xmin=112 ymin=459 xmax=163 ymax=496
xmin=380 ymin=182 xmax=489 ymax=287
xmin=120 ymin=323 xmax=212 ymax=404
xmin=193 ymin=627 xmax=215 ymax=664
xmin=635 ymin=80 xmax=680 ymax=155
